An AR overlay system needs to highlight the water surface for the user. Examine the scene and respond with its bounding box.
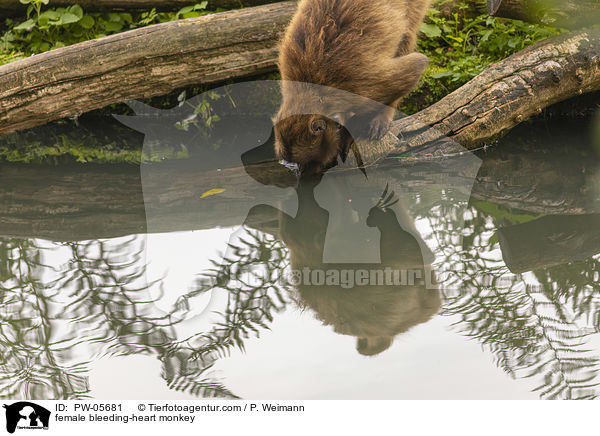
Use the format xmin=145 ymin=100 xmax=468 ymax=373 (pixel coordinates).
xmin=1 ymin=106 xmax=599 ymax=400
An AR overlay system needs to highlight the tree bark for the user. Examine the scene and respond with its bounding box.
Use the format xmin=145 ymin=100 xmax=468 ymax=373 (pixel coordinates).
xmin=0 ymin=0 xmax=280 ymax=16
xmin=0 ymin=2 xmax=296 ymax=135
xmin=487 ymin=0 xmax=600 ymax=29
xmin=384 ymin=28 xmax=600 ymax=156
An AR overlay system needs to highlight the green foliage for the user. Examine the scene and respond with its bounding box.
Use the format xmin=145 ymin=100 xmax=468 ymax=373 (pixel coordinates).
xmin=400 ymin=0 xmax=563 ymax=113
xmin=175 ymin=89 xmax=224 ymax=133
xmin=0 ymin=135 xmax=142 ymax=164
xmin=0 ymin=1 xmax=217 ymax=65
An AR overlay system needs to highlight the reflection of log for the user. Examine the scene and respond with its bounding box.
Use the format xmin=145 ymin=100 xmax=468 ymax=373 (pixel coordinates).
xmin=1 ymin=130 xmax=598 ymax=241
xmin=498 ymin=215 xmax=600 ymax=273
xmin=487 ymin=0 xmax=600 ymax=29
xmin=0 ymin=2 xmax=295 ymax=135
xmin=0 ymin=164 xmax=147 ymax=241
xmin=0 ymin=0 xmax=278 ymax=16
xmin=0 ymin=159 xmax=293 ymax=241
xmin=2 ymin=5 xmax=600 ymax=148
xmin=469 ymin=119 xmax=600 ymax=215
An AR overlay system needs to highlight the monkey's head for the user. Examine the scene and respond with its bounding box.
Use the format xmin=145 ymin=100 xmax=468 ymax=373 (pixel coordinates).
xmin=273 ymin=113 xmax=352 ymax=174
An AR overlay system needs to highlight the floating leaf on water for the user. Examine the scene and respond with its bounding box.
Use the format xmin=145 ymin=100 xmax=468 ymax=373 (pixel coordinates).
xmin=200 ymin=188 xmax=226 ymax=199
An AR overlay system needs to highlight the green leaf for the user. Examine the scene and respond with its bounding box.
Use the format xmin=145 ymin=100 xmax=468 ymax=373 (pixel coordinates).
xmin=102 ymin=21 xmax=124 ymax=32
xmin=420 ymin=23 xmax=441 ymax=38
xmin=178 ymin=6 xmax=195 ymax=14
xmin=35 ymin=41 xmax=50 ymax=52
xmin=480 ymin=29 xmax=493 ymax=42
xmin=79 ymin=15 xmax=95 ymax=29
xmin=13 ymin=19 xmax=35 ymax=31
xmin=431 ymin=71 xmax=454 ymax=79
xmin=39 ymin=10 xmax=60 ymax=20
xmin=68 ymin=4 xmax=84 ymax=19
xmin=182 ymin=12 xmax=203 ymax=18
xmin=108 ymin=13 xmax=123 ymax=22
xmin=58 ymin=12 xmax=81 ymax=25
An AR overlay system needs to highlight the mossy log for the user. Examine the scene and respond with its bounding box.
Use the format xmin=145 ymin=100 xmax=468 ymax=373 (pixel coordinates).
xmin=0 ymin=2 xmax=296 ymax=135
xmin=383 ymin=28 xmax=600 ymax=157
xmin=487 ymin=0 xmax=600 ymax=29
xmin=0 ymin=0 xmax=279 ymax=16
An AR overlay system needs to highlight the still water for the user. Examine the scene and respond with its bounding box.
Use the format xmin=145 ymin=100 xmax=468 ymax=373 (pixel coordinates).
xmin=1 ymin=88 xmax=599 ymax=400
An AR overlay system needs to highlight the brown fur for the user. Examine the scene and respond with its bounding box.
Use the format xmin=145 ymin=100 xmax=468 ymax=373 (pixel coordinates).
xmin=274 ymin=0 xmax=431 ymax=172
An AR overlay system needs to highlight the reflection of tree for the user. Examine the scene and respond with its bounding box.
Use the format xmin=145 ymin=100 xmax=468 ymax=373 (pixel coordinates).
xmin=169 ymin=193 xmax=600 ymax=399
xmin=3 ymin=192 xmax=600 ymax=399
xmin=0 ymin=238 xmax=90 ymax=399
xmin=427 ymin=198 xmax=600 ymax=400
xmin=0 ymin=236 xmax=238 ymax=400
xmin=533 ymin=259 xmax=600 ymax=325
xmin=173 ymin=230 xmax=290 ymax=363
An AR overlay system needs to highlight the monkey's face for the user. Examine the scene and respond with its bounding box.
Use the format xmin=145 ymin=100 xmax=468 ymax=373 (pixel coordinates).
xmin=274 ymin=114 xmax=347 ymax=174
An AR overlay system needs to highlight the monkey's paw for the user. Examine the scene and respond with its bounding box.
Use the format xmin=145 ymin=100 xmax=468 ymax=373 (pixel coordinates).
xmin=367 ymin=114 xmax=392 ymax=140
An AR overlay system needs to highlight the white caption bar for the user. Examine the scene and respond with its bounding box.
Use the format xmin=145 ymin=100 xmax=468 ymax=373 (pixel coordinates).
xmin=0 ymin=400 xmax=595 ymax=436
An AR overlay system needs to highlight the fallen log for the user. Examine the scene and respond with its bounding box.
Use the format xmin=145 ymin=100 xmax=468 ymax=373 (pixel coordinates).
xmin=386 ymin=27 xmax=600 ymax=156
xmin=0 ymin=2 xmax=296 ymax=135
xmin=0 ymin=0 xmax=279 ymax=16
xmin=1 ymin=8 xmax=599 ymax=150
xmin=487 ymin=0 xmax=600 ymax=29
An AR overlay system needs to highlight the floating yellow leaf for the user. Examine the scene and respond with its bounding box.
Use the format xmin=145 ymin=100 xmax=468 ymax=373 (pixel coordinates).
xmin=200 ymin=188 xmax=226 ymax=199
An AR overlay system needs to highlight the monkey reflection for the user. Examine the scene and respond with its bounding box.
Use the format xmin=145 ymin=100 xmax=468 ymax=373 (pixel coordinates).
xmin=244 ymin=177 xmax=440 ymax=356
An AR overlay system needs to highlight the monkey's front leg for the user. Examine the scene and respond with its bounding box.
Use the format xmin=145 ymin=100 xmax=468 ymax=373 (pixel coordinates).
xmin=363 ymin=53 xmax=430 ymax=140
xmin=367 ymin=105 xmax=396 ymax=140
xmin=344 ymin=106 xmax=395 ymax=141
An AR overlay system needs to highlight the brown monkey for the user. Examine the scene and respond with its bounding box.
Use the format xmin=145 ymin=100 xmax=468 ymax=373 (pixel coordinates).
xmin=274 ymin=0 xmax=431 ymax=172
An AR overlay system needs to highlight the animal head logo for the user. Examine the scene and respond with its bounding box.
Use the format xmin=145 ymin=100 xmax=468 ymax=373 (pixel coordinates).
xmin=3 ymin=402 xmax=50 ymax=434
xmin=114 ymin=80 xmax=482 ymax=352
